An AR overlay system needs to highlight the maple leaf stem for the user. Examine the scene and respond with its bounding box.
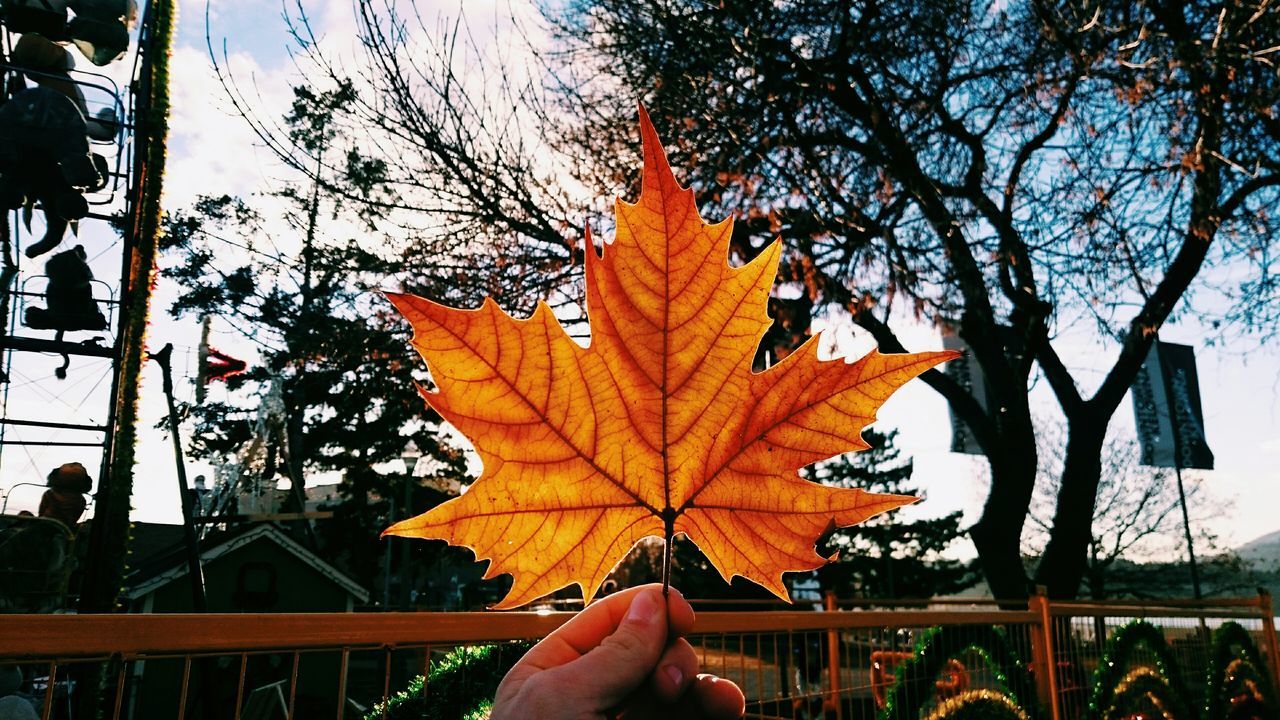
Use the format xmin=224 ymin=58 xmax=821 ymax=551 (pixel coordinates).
xmin=661 ymin=513 xmax=674 ymax=599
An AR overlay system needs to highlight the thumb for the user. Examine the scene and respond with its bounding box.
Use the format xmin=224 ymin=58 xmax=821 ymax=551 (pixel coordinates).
xmin=555 ymin=587 xmax=669 ymax=709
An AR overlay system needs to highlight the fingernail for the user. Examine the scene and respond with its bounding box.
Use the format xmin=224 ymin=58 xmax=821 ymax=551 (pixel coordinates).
xmin=625 ymin=588 xmax=659 ymax=624
xmin=664 ymin=664 xmax=683 ymax=688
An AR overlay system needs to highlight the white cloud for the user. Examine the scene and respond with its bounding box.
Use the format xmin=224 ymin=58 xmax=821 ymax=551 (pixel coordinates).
xmin=165 ymin=44 xmax=295 ymax=208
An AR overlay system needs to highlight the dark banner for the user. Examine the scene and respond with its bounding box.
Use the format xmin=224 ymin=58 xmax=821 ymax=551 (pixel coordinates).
xmin=1130 ymin=341 xmax=1214 ymax=470
xmin=941 ymin=325 xmax=1028 ymax=456
xmin=942 ymin=327 xmax=986 ymax=455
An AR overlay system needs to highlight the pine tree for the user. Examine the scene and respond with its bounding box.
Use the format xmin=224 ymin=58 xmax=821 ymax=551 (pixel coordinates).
xmin=159 ymin=85 xmax=471 ymax=596
xmin=811 ymin=429 xmax=974 ymax=599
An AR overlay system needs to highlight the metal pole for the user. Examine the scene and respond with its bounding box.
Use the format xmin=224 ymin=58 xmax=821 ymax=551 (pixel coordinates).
xmin=383 ymin=495 xmax=394 ymax=608
xmin=1154 ymin=341 xmax=1202 ymax=599
xmin=150 ymin=343 xmax=207 ymax=612
xmin=398 ymin=474 xmax=413 ymax=610
xmin=1259 ymin=590 xmax=1280 ymax=691
xmin=823 ymin=591 xmax=843 ymax=719
xmin=1029 ymin=586 xmax=1063 ymax=720
xmin=1172 ymin=465 xmax=1202 ymax=599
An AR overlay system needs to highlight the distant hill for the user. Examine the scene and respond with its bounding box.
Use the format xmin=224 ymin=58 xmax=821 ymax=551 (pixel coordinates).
xmin=1239 ymin=530 xmax=1280 ymax=572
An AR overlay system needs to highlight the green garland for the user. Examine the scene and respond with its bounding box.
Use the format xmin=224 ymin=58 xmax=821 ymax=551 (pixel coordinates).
xmin=1100 ymin=666 xmax=1188 ymax=720
xmin=1204 ymin=622 xmax=1275 ymax=720
xmin=78 ymin=0 xmax=175 ymax=615
xmin=922 ymin=690 xmax=1029 ymax=720
xmin=878 ymin=625 xmax=1040 ymax=720
xmin=1086 ymin=620 xmax=1194 ymax=720
xmin=365 ymin=642 xmax=531 ymax=720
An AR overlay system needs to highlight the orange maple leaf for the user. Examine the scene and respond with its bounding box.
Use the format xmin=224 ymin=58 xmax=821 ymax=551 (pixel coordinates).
xmin=385 ymin=109 xmax=958 ymax=609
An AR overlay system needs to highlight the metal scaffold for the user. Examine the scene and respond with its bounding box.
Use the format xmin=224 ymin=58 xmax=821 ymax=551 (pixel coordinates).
xmin=0 ymin=0 xmax=172 ymax=614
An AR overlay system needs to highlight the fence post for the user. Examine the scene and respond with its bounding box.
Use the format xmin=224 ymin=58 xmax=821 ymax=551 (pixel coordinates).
xmin=823 ymin=590 xmax=843 ymax=720
xmin=1028 ymin=586 xmax=1062 ymax=720
xmin=1259 ymin=589 xmax=1280 ymax=691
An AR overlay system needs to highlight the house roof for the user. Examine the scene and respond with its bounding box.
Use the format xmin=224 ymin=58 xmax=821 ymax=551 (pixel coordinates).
xmin=122 ymin=523 xmax=369 ymax=603
xmin=126 ymin=521 xmax=188 ymax=568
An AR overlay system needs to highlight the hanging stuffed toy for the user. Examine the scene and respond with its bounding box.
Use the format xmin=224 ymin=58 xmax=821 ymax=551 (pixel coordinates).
xmin=10 ymin=33 xmax=119 ymax=140
xmin=66 ymin=0 xmax=135 ymax=66
xmin=0 ymin=0 xmax=135 ymax=67
xmin=0 ymin=0 xmax=69 ymax=37
xmin=25 ymin=244 xmax=106 ymax=330
xmin=0 ymin=87 xmax=106 ymax=259
xmin=39 ymin=460 xmax=92 ymax=527
xmin=24 ymin=244 xmax=107 ymax=378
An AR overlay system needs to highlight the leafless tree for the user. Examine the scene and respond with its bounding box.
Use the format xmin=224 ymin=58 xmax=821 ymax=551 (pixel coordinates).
xmin=213 ymin=0 xmax=1280 ymax=598
xmin=208 ymin=1 xmax=585 ymax=316
xmin=1024 ymin=419 xmax=1227 ymax=599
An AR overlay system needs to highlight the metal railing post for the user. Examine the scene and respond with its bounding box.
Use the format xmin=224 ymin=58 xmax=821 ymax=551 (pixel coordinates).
xmin=823 ymin=590 xmax=843 ymax=720
xmin=1259 ymin=590 xmax=1280 ymax=691
xmin=1028 ymin=586 xmax=1062 ymax=720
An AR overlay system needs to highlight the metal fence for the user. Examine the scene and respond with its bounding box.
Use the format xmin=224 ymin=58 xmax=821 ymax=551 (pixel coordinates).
xmin=1 ymin=592 xmax=1276 ymax=719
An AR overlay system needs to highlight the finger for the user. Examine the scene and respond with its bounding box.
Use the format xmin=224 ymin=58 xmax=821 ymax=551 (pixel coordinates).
xmin=545 ymin=586 xmax=669 ymax=709
xmin=666 ymin=586 xmax=696 ymax=637
xmin=647 ymin=637 xmax=699 ymax=703
xmin=691 ymin=674 xmax=746 ymax=719
xmin=616 ymin=673 xmax=745 ymax=720
xmin=517 ymin=584 xmax=662 ymax=672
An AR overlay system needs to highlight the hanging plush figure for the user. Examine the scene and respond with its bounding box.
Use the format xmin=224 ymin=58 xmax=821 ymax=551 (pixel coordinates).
xmin=0 ymin=87 xmax=105 ymax=259
xmin=66 ymin=0 xmax=135 ymax=66
xmin=24 ymin=245 xmax=107 ymax=378
xmin=25 ymin=244 xmax=106 ymax=331
xmin=0 ymin=0 xmax=69 ymax=37
xmin=39 ymin=461 xmax=92 ymax=527
xmin=10 ymin=33 xmax=119 ymax=140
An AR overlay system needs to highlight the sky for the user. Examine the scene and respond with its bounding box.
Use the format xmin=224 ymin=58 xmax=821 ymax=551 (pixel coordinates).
xmin=1 ymin=0 xmax=1277 ymax=564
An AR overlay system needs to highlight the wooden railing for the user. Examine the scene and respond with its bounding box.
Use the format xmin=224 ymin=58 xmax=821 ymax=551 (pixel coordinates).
xmin=1 ymin=591 xmax=1277 ymax=719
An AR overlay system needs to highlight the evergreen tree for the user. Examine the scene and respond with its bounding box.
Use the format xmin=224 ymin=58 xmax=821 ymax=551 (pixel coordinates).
xmin=159 ymin=86 xmax=471 ymax=595
xmin=811 ymin=429 xmax=974 ymax=599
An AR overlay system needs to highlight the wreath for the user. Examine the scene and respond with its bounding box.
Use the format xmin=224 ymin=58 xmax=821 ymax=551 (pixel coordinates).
xmin=1204 ymin=621 xmax=1275 ymax=720
xmin=879 ymin=625 xmax=1039 ymax=720
xmin=1087 ymin=620 xmax=1193 ymax=720
xmin=1099 ymin=666 xmax=1188 ymax=720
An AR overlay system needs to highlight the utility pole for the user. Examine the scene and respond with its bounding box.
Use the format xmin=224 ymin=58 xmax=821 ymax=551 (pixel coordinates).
xmin=150 ymin=343 xmax=207 ymax=611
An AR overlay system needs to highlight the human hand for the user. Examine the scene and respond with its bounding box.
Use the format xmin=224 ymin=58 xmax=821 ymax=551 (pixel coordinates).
xmin=491 ymin=584 xmax=745 ymax=719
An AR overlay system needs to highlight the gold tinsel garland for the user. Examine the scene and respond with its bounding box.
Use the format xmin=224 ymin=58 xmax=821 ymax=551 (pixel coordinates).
xmin=921 ymin=689 xmax=1029 ymax=720
xmin=1104 ymin=666 xmax=1178 ymax=720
